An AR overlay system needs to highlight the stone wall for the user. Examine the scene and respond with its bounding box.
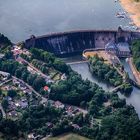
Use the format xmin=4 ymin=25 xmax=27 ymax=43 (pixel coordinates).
xmin=25 ymin=29 xmax=140 ymax=57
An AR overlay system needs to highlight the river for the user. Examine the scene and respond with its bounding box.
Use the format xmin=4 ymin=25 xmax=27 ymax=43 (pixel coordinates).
xmin=70 ymin=61 xmax=140 ymax=118
xmin=0 ymin=0 xmax=133 ymax=42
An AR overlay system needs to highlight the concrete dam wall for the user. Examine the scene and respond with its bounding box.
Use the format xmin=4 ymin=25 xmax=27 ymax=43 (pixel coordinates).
xmin=25 ymin=28 xmax=140 ymax=57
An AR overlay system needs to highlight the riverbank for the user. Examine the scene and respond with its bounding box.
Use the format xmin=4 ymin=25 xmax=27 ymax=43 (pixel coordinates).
xmin=128 ymin=57 xmax=140 ymax=84
xmin=120 ymin=0 xmax=140 ymax=27
xmin=70 ymin=61 xmax=140 ymax=117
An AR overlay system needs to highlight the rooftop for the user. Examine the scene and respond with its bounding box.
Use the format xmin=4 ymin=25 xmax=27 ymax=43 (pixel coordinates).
xmin=105 ymin=42 xmax=118 ymax=50
xmin=117 ymin=43 xmax=130 ymax=52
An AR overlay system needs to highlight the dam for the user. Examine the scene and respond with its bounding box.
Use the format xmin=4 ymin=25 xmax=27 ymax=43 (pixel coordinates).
xmin=25 ymin=28 xmax=140 ymax=57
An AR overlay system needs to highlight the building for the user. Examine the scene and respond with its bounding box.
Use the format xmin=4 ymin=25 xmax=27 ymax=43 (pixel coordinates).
xmin=105 ymin=42 xmax=118 ymax=55
xmin=116 ymin=43 xmax=131 ymax=57
xmin=105 ymin=42 xmax=131 ymax=58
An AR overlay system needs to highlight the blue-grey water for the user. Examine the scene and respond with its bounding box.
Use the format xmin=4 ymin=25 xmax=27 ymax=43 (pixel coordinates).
xmin=0 ymin=0 xmax=132 ymax=42
xmin=70 ymin=61 xmax=140 ymax=118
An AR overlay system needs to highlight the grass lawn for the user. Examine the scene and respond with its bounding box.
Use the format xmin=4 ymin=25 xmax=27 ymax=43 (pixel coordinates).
xmin=47 ymin=133 xmax=91 ymax=140
xmin=52 ymin=73 xmax=61 ymax=81
xmin=48 ymin=68 xmax=57 ymax=76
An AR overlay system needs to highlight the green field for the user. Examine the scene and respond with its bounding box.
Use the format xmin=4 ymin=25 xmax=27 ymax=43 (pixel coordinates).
xmin=47 ymin=133 xmax=91 ymax=140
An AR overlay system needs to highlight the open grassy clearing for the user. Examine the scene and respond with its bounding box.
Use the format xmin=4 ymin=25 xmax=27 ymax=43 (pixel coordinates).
xmin=47 ymin=133 xmax=91 ymax=140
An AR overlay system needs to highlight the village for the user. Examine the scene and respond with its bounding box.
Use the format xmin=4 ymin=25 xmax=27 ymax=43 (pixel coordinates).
xmin=0 ymin=69 xmax=88 ymax=139
xmin=0 ymin=45 xmax=88 ymax=139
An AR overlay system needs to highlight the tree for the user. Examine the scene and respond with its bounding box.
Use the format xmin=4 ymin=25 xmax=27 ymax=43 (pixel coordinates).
xmin=0 ymin=119 xmax=19 ymax=136
xmin=53 ymin=59 xmax=69 ymax=73
xmin=96 ymin=106 xmax=140 ymax=140
xmin=0 ymin=90 xmax=2 ymax=96
xmin=4 ymin=51 xmax=13 ymax=59
xmin=21 ymin=70 xmax=29 ymax=82
xmin=7 ymin=90 xmax=17 ymax=98
xmin=73 ymin=113 xmax=84 ymax=126
xmin=33 ymin=77 xmax=46 ymax=91
xmin=27 ymin=74 xmax=37 ymax=86
xmin=80 ymin=101 xmax=86 ymax=108
xmin=1 ymin=99 xmax=9 ymax=111
xmin=0 ymin=111 xmax=2 ymax=121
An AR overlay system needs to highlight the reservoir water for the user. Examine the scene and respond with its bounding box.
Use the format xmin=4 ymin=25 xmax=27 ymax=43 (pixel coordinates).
xmin=0 ymin=0 xmax=132 ymax=42
xmin=70 ymin=61 xmax=140 ymax=118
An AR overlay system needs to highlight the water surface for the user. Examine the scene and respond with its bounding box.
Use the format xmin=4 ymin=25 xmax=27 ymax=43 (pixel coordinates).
xmin=70 ymin=62 xmax=140 ymax=118
xmin=0 ymin=0 xmax=131 ymax=42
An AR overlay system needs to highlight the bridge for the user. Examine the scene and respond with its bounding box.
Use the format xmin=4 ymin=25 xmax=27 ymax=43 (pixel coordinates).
xmin=66 ymin=60 xmax=88 ymax=65
xmin=110 ymin=84 xmax=124 ymax=93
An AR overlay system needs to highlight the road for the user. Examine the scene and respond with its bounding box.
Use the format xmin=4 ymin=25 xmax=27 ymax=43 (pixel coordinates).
xmin=67 ymin=60 xmax=88 ymax=65
xmin=12 ymin=76 xmax=48 ymax=103
xmin=18 ymin=57 xmax=50 ymax=80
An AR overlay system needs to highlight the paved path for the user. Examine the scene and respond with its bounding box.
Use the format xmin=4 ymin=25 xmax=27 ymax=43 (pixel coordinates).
xmin=18 ymin=57 xmax=50 ymax=80
xmin=110 ymin=84 xmax=124 ymax=92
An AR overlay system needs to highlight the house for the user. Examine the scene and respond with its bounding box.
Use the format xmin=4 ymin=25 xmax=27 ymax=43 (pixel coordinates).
xmin=27 ymin=133 xmax=35 ymax=140
xmin=44 ymin=86 xmax=51 ymax=93
xmin=7 ymin=96 xmax=12 ymax=101
xmin=105 ymin=42 xmax=118 ymax=55
xmin=15 ymin=102 xmax=20 ymax=107
xmin=13 ymin=79 xmax=20 ymax=85
xmin=0 ymin=71 xmax=10 ymax=78
xmin=46 ymin=122 xmax=53 ymax=128
xmin=16 ymin=57 xmax=24 ymax=64
xmin=8 ymin=111 xmax=18 ymax=117
xmin=72 ymin=124 xmax=81 ymax=129
xmin=23 ymin=89 xmax=32 ymax=94
xmin=61 ymin=73 xmax=67 ymax=80
xmin=19 ymin=83 xmax=27 ymax=90
xmin=27 ymin=133 xmax=43 ymax=140
xmin=116 ymin=43 xmax=131 ymax=57
xmin=20 ymin=101 xmax=28 ymax=109
xmin=54 ymin=101 xmax=65 ymax=109
xmin=15 ymin=99 xmax=28 ymax=109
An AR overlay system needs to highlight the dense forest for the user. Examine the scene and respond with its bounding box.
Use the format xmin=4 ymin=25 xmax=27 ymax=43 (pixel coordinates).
xmin=0 ymin=33 xmax=12 ymax=53
xmin=132 ymin=39 xmax=140 ymax=71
